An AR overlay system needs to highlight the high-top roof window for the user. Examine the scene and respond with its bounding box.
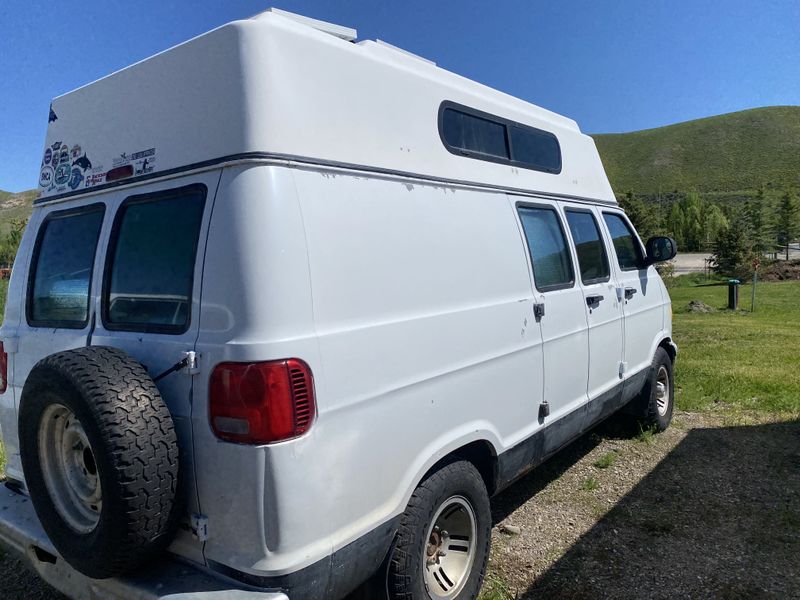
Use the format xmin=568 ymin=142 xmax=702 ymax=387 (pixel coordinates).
xmin=439 ymin=101 xmax=561 ymax=174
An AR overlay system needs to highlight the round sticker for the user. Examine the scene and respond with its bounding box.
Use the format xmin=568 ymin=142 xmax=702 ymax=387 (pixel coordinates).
xmin=55 ymin=162 xmax=70 ymax=185
xmin=39 ymin=166 xmax=54 ymax=187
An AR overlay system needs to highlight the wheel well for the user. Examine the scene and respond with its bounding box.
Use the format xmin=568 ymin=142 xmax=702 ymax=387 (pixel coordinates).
xmin=440 ymin=440 xmax=499 ymax=496
xmin=659 ymin=338 xmax=677 ymax=364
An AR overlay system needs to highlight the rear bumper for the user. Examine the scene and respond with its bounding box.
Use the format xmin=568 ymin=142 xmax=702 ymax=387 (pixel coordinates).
xmin=0 ymin=485 xmax=289 ymax=600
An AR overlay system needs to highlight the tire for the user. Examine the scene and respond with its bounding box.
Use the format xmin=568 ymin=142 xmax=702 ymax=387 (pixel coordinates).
xmin=388 ymin=460 xmax=491 ymax=600
xmin=637 ymin=347 xmax=675 ymax=432
xmin=19 ymin=346 xmax=179 ymax=579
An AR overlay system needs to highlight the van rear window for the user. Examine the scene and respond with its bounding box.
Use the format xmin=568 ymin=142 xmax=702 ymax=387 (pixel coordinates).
xmin=103 ymin=185 xmax=206 ymax=333
xmin=28 ymin=205 xmax=105 ymax=328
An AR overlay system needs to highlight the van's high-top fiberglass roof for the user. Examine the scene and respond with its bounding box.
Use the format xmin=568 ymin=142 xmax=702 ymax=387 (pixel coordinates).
xmin=37 ymin=8 xmax=616 ymax=204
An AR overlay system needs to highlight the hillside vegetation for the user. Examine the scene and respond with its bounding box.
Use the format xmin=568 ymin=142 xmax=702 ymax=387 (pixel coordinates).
xmin=592 ymin=106 xmax=800 ymax=194
xmin=0 ymin=189 xmax=36 ymax=236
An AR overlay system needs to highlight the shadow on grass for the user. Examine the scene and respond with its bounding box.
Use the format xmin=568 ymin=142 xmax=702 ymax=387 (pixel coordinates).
xmin=516 ymin=420 xmax=800 ymax=600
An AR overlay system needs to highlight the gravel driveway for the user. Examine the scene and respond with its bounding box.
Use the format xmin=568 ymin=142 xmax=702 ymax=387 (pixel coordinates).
xmin=1 ymin=411 xmax=797 ymax=599
xmin=484 ymin=411 xmax=799 ymax=599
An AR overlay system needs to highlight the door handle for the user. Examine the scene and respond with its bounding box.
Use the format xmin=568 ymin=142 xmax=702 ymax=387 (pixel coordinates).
xmin=624 ymin=287 xmax=637 ymax=300
xmin=586 ymin=294 xmax=604 ymax=307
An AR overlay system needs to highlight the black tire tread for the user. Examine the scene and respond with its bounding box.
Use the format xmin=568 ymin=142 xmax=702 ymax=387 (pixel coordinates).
xmin=20 ymin=346 xmax=179 ymax=578
xmin=388 ymin=460 xmax=491 ymax=600
xmin=638 ymin=346 xmax=674 ymax=433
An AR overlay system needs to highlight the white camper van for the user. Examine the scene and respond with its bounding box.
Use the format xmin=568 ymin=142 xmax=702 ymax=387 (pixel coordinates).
xmin=0 ymin=9 xmax=677 ymax=600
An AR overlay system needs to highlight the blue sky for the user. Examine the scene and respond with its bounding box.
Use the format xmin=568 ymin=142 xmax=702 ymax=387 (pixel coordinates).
xmin=1 ymin=0 xmax=798 ymax=192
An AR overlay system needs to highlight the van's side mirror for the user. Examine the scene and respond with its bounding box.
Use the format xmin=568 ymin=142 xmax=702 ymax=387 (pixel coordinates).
xmin=645 ymin=236 xmax=677 ymax=264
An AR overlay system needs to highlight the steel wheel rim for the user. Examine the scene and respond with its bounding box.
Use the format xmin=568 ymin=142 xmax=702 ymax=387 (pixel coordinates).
xmin=38 ymin=404 xmax=102 ymax=533
xmin=422 ymin=495 xmax=477 ymax=599
xmin=655 ymin=365 xmax=670 ymax=416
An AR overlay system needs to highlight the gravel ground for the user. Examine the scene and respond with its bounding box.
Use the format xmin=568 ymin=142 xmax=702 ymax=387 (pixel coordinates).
xmin=484 ymin=411 xmax=800 ymax=599
xmin=1 ymin=411 xmax=797 ymax=599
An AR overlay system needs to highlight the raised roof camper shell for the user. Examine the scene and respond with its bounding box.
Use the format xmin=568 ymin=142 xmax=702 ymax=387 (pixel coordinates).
xmin=0 ymin=8 xmax=677 ymax=600
xmin=37 ymin=8 xmax=614 ymax=206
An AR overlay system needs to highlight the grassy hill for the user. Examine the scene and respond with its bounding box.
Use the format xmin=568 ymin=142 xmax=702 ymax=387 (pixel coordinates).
xmin=592 ymin=106 xmax=800 ymax=195
xmin=0 ymin=189 xmax=37 ymax=235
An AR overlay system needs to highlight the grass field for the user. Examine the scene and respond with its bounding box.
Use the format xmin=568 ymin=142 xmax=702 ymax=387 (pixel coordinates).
xmin=669 ymin=278 xmax=800 ymax=416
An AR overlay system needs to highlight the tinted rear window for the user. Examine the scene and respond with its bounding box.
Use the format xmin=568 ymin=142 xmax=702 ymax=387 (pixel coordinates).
xmin=28 ymin=206 xmax=104 ymax=327
xmin=104 ymin=185 xmax=206 ymax=333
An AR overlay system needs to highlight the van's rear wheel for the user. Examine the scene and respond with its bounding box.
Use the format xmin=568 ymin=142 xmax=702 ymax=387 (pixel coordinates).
xmin=388 ymin=461 xmax=490 ymax=600
xmin=19 ymin=346 xmax=179 ymax=579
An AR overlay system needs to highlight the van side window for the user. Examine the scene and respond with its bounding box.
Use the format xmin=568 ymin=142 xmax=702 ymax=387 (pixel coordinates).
xmin=441 ymin=108 xmax=509 ymax=159
xmin=103 ymin=185 xmax=206 ymax=333
xmin=565 ymin=210 xmax=610 ymax=284
xmin=508 ymin=126 xmax=562 ymax=173
xmin=517 ymin=206 xmax=575 ymax=291
xmin=602 ymin=213 xmax=645 ymax=271
xmin=28 ymin=206 xmax=105 ymax=328
xmin=439 ymin=102 xmax=562 ymax=173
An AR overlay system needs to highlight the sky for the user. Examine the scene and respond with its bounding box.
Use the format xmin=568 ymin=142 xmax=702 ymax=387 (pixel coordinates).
xmin=1 ymin=0 xmax=799 ymax=192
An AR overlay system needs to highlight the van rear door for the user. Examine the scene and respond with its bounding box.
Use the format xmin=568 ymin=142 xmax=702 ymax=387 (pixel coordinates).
xmin=84 ymin=170 xmax=221 ymax=562
xmin=88 ymin=171 xmax=220 ymax=563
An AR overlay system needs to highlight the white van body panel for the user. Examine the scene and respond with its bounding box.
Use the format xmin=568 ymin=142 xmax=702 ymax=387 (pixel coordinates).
xmin=190 ymin=164 xmax=546 ymax=575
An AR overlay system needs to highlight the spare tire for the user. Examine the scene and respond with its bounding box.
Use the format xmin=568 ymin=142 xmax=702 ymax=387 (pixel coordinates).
xmin=19 ymin=346 xmax=179 ymax=579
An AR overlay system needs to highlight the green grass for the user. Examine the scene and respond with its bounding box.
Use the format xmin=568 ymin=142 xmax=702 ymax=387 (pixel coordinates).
xmin=593 ymin=451 xmax=617 ymax=469
xmin=670 ymin=279 xmax=800 ymax=415
xmin=592 ymin=106 xmax=800 ymax=194
xmin=635 ymin=425 xmax=656 ymax=444
xmin=580 ymin=476 xmax=600 ymax=492
xmin=479 ymin=573 xmax=517 ymax=600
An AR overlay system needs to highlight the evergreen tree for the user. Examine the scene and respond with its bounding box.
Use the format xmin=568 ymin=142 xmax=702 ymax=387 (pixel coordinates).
xmin=775 ymin=191 xmax=799 ymax=260
xmin=712 ymin=210 xmax=755 ymax=279
xmin=619 ymin=191 xmax=660 ymax=240
xmin=745 ymin=188 xmax=774 ymax=255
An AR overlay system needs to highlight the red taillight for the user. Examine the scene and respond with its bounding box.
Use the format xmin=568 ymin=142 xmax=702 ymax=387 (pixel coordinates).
xmin=0 ymin=342 xmax=6 ymax=394
xmin=209 ymin=359 xmax=315 ymax=444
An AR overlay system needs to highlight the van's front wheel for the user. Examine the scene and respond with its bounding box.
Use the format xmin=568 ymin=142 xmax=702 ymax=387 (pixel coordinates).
xmin=638 ymin=346 xmax=675 ymax=432
xmin=388 ymin=461 xmax=491 ymax=600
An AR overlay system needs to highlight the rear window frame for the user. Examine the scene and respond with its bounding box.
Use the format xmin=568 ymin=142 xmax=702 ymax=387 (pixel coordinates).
xmin=26 ymin=203 xmax=106 ymax=330
xmin=101 ymin=183 xmax=207 ymax=335
xmin=438 ymin=101 xmax=562 ymax=174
